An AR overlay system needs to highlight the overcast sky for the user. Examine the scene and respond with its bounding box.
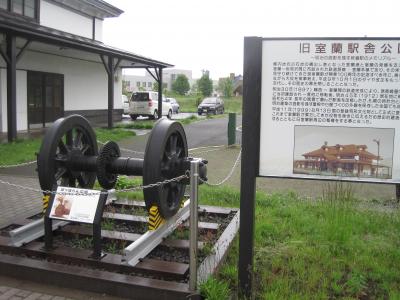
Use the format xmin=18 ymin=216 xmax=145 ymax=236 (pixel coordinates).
xmin=103 ymin=0 xmax=400 ymax=79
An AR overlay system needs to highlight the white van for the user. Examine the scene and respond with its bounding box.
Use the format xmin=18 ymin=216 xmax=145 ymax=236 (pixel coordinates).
xmin=122 ymin=95 xmax=129 ymax=114
xmin=129 ymin=91 xmax=173 ymax=120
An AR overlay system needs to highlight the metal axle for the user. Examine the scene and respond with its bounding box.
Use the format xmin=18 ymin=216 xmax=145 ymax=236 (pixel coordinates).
xmin=67 ymin=154 xmax=144 ymax=176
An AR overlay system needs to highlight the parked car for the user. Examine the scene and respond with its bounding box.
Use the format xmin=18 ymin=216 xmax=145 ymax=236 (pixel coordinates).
xmin=166 ymin=97 xmax=180 ymax=114
xmin=197 ymin=97 xmax=224 ymax=115
xmin=129 ymin=91 xmax=173 ymax=120
xmin=122 ymin=94 xmax=129 ymax=114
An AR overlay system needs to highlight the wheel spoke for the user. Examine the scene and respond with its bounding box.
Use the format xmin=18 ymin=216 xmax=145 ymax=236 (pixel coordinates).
xmin=54 ymin=167 xmax=67 ymax=180
xmin=58 ymin=140 xmax=69 ymax=154
xmin=68 ymin=176 xmax=76 ymax=187
xmin=170 ymin=187 xmax=177 ymax=207
xmin=66 ymin=130 xmax=73 ymax=147
xmin=161 ymin=160 xmax=169 ymax=173
xmin=176 ymin=147 xmax=182 ymax=157
xmin=169 ymin=135 xmax=177 ymax=155
xmin=77 ymin=173 xmax=86 ymax=187
xmin=60 ymin=177 xmax=69 ymax=186
xmin=74 ymin=131 xmax=83 ymax=148
xmin=81 ymin=144 xmax=90 ymax=154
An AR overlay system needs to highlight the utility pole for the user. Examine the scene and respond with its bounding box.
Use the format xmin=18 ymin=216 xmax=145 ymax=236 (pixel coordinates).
xmin=373 ymin=139 xmax=380 ymax=178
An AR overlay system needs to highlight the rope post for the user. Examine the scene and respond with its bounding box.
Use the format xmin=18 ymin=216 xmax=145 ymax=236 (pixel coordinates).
xmin=228 ymin=113 xmax=237 ymax=146
xmin=189 ymin=159 xmax=200 ymax=291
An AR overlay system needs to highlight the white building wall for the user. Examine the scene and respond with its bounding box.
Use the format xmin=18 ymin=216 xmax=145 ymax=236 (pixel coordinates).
xmin=122 ymin=74 xmax=156 ymax=92
xmin=95 ymin=18 xmax=103 ymax=42
xmin=0 ymin=69 xmax=28 ymax=131
xmin=0 ymin=69 xmax=5 ymax=132
xmin=0 ymin=50 xmax=122 ymax=132
xmin=16 ymin=71 xmax=27 ymax=131
xmin=40 ymin=0 xmax=93 ymax=39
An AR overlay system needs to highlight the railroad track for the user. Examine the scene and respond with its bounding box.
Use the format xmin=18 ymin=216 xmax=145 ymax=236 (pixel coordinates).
xmin=0 ymin=199 xmax=239 ymax=300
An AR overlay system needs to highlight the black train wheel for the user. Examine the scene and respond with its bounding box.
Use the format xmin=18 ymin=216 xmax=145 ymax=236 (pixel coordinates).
xmin=143 ymin=118 xmax=188 ymax=219
xmin=37 ymin=115 xmax=98 ymax=191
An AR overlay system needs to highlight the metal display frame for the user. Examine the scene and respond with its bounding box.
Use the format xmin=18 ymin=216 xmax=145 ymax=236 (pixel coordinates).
xmin=44 ymin=188 xmax=108 ymax=259
xmin=239 ymin=36 xmax=400 ymax=298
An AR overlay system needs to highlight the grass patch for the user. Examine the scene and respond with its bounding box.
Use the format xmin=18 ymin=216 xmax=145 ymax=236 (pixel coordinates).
xmin=0 ymin=138 xmax=41 ymax=165
xmin=223 ymin=96 xmax=242 ymax=113
xmin=95 ymin=127 xmax=135 ymax=143
xmin=115 ymin=121 xmax=154 ymax=130
xmin=194 ymin=184 xmax=400 ymax=299
xmin=115 ymin=176 xmax=144 ymax=199
xmin=170 ymin=94 xmax=242 ymax=114
xmin=179 ymin=115 xmax=199 ymax=125
xmin=174 ymin=94 xmax=201 ymax=112
xmin=115 ymin=115 xmax=200 ymax=130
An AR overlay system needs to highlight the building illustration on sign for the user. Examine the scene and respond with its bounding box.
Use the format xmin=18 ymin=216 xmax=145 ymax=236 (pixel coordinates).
xmin=293 ymin=142 xmax=392 ymax=178
xmin=292 ymin=126 xmax=394 ymax=179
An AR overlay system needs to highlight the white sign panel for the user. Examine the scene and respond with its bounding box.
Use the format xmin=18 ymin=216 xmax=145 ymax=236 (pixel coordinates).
xmin=49 ymin=186 xmax=101 ymax=223
xmin=260 ymin=39 xmax=400 ymax=183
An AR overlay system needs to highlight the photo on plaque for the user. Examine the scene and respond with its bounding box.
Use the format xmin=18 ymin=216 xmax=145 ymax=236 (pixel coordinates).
xmin=293 ymin=126 xmax=395 ymax=179
xmin=50 ymin=194 xmax=73 ymax=219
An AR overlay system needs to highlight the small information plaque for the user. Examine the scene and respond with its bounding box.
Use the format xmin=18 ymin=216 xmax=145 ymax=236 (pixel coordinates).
xmin=49 ymin=186 xmax=101 ymax=224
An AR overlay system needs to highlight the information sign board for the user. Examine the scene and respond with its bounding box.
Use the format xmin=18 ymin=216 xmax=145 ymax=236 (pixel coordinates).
xmin=49 ymin=186 xmax=101 ymax=224
xmin=260 ymin=38 xmax=400 ymax=183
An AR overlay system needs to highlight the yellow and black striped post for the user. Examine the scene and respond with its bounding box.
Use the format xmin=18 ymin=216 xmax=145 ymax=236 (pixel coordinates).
xmin=148 ymin=205 xmax=165 ymax=230
xmin=42 ymin=194 xmax=50 ymax=215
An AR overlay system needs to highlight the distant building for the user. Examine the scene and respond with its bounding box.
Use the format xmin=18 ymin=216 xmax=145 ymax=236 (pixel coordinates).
xmin=123 ymin=69 xmax=193 ymax=92
xmin=293 ymin=142 xmax=391 ymax=178
xmin=230 ymin=73 xmax=243 ymax=96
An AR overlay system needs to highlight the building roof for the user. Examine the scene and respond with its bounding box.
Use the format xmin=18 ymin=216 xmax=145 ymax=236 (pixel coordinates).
xmin=303 ymin=144 xmax=378 ymax=160
xmin=52 ymin=0 xmax=123 ymax=18
xmin=0 ymin=10 xmax=173 ymax=69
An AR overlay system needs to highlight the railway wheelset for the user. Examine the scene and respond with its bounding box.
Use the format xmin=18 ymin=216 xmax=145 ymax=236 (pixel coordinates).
xmin=36 ymin=114 xmax=208 ymax=219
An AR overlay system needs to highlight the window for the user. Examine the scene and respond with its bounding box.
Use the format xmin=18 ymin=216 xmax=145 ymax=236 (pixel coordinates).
xmin=12 ymin=0 xmax=22 ymax=14
xmin=0 ymin=0 xmax=8 ymax=9
xmin=142 ymin=82 xmax=146 ymax=87
xmin=0 ymin=0 xmax=38 ymax=20
xmin=148 ymin=82 xmax=152 ymax=88
xmin=136 ymin=82 xmax=140 ymax=87
xmin=24 ymin=0 xmax=35 ymax=18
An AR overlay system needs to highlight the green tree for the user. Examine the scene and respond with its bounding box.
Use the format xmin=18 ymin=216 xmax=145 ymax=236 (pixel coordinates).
xmin=197 ymin=71 xmax=213 ymax=97
xmin=172 ymin=74 xmax=190 ymax=95
xmin=152 ymin=82 xmax=159 ymax=92
xmin=217 ymin=77 xmax=233 ymax=97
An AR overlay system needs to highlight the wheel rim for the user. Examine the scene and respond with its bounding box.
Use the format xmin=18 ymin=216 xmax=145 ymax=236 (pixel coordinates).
xmin=37 ymin=115 xmax=98 ymax=191
xmin=143 ymin=119 xmax=188 ymax=218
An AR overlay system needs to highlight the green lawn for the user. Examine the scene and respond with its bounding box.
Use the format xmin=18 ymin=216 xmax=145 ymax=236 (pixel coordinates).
xmin=0 ymin=138 xmax=42 ymax=166
xmin=0 ymin=127 xmax=135 ymax=166
xmin=114 ymin=179 xmax=400 ymax=299
xmin=197 ymin=184 xmax=400 ymax=299
xmin=95 ymin=127 xmax=135 ymax=143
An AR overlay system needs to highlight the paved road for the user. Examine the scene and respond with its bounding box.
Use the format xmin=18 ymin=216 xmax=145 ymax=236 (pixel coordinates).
xmin=185 ymin=116 xmax=240 ymax=148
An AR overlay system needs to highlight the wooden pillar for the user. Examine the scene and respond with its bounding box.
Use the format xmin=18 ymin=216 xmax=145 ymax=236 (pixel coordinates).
xmin=238 ymin=36 xmax=262 ymax=299
xmin=6 ymin=34 xmax=17 ymax=142
xmin=157 ymin=67 xmax=163 ymax=119
xmin=107 ymin=56 xmax=114 ymax=129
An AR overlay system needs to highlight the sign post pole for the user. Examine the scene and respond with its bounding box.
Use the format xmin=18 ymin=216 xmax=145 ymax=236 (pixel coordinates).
xmin=238 ymin=36 xmax=262 ymax=299
xmin=189 ymin=159 xmax=200 ymax=291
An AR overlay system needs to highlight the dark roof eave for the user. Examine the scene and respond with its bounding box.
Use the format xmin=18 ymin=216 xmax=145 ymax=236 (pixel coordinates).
xmin=0 ymin=20 xmax=173 ymax=69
